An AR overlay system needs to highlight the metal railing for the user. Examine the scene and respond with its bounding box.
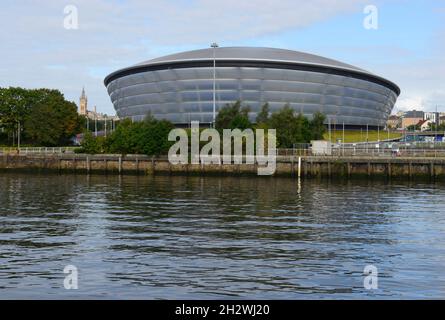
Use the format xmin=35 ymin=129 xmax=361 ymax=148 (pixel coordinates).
xmin=278 ymin=147 xmax=445 ymax=158
xmin=2 ymin=145 xmax=445 ymax=159
xmin=0 ymin=147 xmax=80 ymax=155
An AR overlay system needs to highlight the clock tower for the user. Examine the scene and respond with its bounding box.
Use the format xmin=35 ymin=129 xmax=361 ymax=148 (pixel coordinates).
xmin=79 ymin=87 xmax=88 ymax=115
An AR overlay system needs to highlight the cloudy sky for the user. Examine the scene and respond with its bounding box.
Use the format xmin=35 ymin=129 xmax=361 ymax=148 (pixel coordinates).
xmin=1 ymin=0 xmax=444 ymax=115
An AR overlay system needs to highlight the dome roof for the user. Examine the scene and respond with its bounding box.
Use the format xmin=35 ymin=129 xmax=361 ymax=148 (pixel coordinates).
xmin=135 ymin=47 xmax=368 ymax=74
xmin=104 ymin=47 xmax=400 ymax=95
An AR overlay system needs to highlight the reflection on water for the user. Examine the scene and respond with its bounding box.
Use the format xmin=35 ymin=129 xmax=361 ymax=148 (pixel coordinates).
xmin=0 ymin=173 xmax=445 ymax=299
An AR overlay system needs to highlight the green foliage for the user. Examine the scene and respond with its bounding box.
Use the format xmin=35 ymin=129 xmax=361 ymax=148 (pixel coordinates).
xmin=427 ymin=122 xmax=445 ymax=131
xmin=25 ymin=92 xmax=81 ymax=146
xmin=406 ymin=124 xmax=420 ymax=131
xmin=0 ymin=87 xmax=84 ymax=146
xmin=79 ymin=131 xmax=106 ymax=154
xmin=310 ymin=111 xmax=327 ymax=140
xmin=215 ymin=101 xmax=328 ymax=148
xmin=264 ymin=105 xmax=323 ymax=147
xmin=256 ymin=103 xmax=270 ymax=125
xmin=268 ymin=105 xmax=297 ymax=148
xmin=106 ymin=116 xmax=175 ymax=156
xmin=215 ymin=101 xmax=252 ymax=131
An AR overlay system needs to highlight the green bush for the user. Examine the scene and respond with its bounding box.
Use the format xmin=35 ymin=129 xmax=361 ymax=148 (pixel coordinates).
xmin=106 ymin=116 xmax=175 ymax=156
xmin=78 ymin=131 xmax=106 ymax=154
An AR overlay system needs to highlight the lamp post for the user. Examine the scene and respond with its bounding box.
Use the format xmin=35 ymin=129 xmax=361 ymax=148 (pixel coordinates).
xmin=95 ymin=115 xmax=97 ymax=137
xmin=211 ymin=43 xmax=219 ymax=128
xmin=105 ymin=115 xmax=108 ymax=138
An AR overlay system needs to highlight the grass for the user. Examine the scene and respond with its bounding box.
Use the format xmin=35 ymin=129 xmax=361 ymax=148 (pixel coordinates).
xmin=324 ymin=130 xmax=403 ymax=143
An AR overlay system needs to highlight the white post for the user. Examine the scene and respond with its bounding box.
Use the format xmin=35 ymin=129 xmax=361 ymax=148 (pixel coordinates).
xmin=298 ymin=156 xmax=302 ymax=178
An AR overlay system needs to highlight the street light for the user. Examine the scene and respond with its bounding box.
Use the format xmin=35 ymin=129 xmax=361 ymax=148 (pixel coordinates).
xmin=211 ymin=42 xmax=219 ymax=128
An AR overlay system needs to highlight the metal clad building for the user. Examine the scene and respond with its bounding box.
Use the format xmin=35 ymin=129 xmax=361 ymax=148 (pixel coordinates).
xmin=104 ymin=47 xmax=400 ymax=127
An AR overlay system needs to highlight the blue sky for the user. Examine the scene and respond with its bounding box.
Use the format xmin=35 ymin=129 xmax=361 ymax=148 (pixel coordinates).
xmin=1 ymin=0 xmax=444 ymax=115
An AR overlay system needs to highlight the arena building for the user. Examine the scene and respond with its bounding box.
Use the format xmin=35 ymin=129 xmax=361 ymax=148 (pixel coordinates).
xmin=104 ymin=47 xmax=400 ymax=128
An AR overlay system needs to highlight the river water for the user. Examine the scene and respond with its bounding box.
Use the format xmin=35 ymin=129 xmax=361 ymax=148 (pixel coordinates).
xmin=0 ymin=173 xmax=444 ymax=299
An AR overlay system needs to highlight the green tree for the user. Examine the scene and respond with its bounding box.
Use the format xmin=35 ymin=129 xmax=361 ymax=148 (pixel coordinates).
xmin=406 ymin=124 xmax=420 ymax=131
xmin=268 ymin=104 xmax=316 ymax=147
xmin=105 ymin=119 xmax=136 ymax=154
xmin=215 ymin=100 xmax=252 ymax=131
xmin=256 ymin=102 xmax=270 ymax=125
xmin=269 ymin=105 xmax=295 ymax=147
xmin=79 ymin=131 xmax=106 ymax=154
xmin=106 ymin=115 xmax=175 ymax=156
xmin=0 ymin=87 xmax=83 ymax=146
xmin=310 ymin=111 xmax=327 ymax=140
xmin=24 ymin=90 xmax=82 ymax=146
xmin=0 ymin=87 xmax=34 ymax=144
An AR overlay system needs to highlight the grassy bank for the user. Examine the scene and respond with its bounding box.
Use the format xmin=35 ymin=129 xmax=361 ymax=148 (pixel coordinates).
xmin=324 ymin=130 xmax=403 ymax=143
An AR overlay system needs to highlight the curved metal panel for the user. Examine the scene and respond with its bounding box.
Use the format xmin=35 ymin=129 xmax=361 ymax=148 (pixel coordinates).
xmin=107 ymin=66 xmax=399 ymax=127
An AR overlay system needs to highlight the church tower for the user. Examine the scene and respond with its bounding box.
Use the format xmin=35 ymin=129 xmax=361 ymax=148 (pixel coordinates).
xmin=79 ymin=87 xmax=88 ymax=115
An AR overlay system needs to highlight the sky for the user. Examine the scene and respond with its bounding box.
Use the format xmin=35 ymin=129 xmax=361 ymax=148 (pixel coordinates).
xmin=0 ymin=0 xmax=444 ymax=116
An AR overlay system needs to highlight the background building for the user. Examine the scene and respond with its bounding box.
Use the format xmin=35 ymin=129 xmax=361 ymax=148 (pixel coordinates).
xmin=104 ymin=47 xmax=400 ymax=128
xmin=401 ymin=110 xmax=424 ymax=129
xmin=387 ymin=115 xmax=401 ymax=129
xmin=78 ymin=88 xmax=119 ymax=121
xmin=79 ymin=87 xmax=88 ymax=116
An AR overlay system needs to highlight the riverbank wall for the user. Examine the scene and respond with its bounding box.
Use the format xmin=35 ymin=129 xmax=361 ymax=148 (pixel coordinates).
xmin=1 ymin=153 xmax=445 ymax=180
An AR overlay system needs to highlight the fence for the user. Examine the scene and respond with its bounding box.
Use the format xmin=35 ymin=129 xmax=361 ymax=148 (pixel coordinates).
xmin=2 ymin=146 xmax=445 ymax=158
xmin=278 ymin=147 xmax=445 ymax=158
xmin=0 ymin=147 xmax=79 ymax=155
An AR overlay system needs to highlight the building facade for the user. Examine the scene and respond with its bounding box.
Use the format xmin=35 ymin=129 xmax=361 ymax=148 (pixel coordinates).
xmin=104 ymin=47 xmax=400 ymax=128
xmin=387 ymin=115 xmax=401 ymax=129
xmin=79 ymin=87 xmax=88 ymax=116
xmin=78 ymin=88 xmax=119 ymax=121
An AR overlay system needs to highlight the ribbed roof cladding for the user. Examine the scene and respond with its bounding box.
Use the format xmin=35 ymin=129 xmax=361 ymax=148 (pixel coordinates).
xmin=135 ymin=47 xmax=369 ymax=74
xmin=104 ymin=47 xmax=400 ymax=95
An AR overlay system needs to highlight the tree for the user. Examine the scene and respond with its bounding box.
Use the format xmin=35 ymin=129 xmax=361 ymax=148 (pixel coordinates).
xmin=0 ymin=87 xmax=34 ymax=144
xmin=106 ymin=115 xmax=175 ymax=156
xmin=215 ymin=100 xmax=252 ymax=131
xmin=79 ymin=131 xmax=106 ymax=154
xmin=256 ymin=102 xmax=270 ymax=125
xmin=105 ymin=118 xmax=135 ymax=154
xmin=268 ymin=105 xmax=294 ymax=147
xmin=268 ymin=104 xmax=315 ymax=147
xmin=0 ymin=87 xmax=83 ymax=146
xmin=310 ymin=111 xmax=327 ymax=140
xmin=24 ymin=90 xmax=82 ymax=146
xmin=406 ymin=124 xmax=420 ymax=132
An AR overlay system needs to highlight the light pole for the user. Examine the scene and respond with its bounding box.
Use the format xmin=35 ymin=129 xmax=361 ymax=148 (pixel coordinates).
xmin=435 ymin=105 xmax=438 ymax=144
xmin=105 ymin=116 xmax=108 ymax=138
xmin=211 ymin=42 xmax=219 ymax=128
xmin=95 ymin=115 xmax=98 ymax=137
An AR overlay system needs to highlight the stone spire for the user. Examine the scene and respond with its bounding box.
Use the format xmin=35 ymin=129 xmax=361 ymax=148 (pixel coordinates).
xmin=79 ymin=87 xmax=88 ymax=115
